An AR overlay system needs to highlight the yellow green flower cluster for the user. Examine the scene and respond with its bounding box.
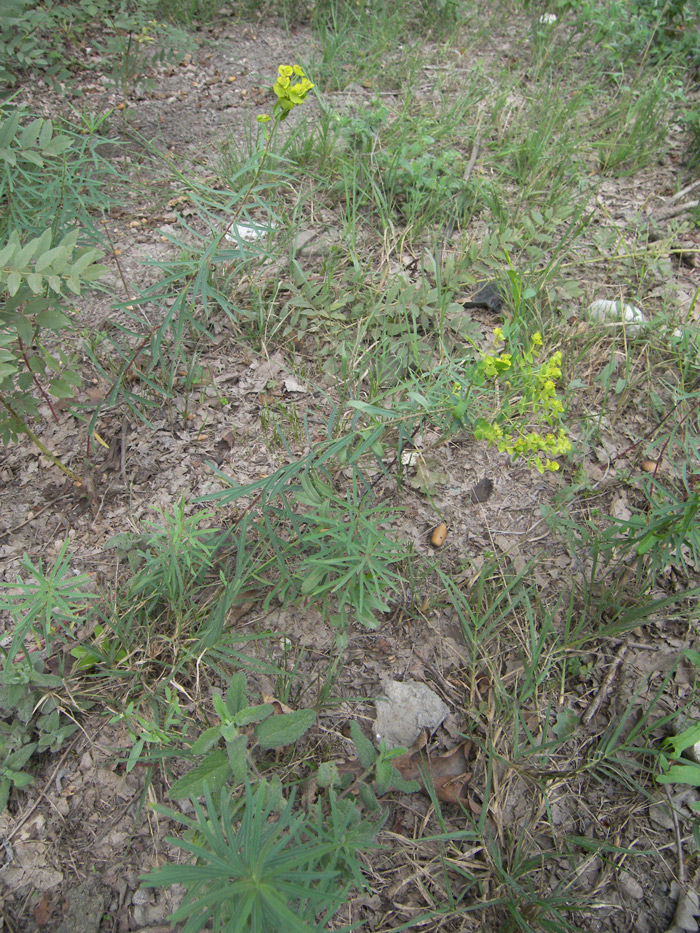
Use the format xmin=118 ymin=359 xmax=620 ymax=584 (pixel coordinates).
xmin=258 ymin=65 xmax=315 ymax=124
xmin=475 ymin=420 xmax=572 ymax=474
xmin=473 ymin=329 xmax=572 ymax=473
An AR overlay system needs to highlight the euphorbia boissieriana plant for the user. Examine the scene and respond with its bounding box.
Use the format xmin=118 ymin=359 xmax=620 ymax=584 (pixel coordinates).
xmin=221 ymin=64 xmax=315 ymax=245
xmin=257 ymin=64 xmax=315 ymax=125
xmin=474 ymin=329 xmax=571 ymax=473
xmin=450 ymin=328 xmax=572 ymax=474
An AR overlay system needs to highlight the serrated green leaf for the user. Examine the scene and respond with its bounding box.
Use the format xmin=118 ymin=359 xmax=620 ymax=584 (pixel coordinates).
xmin=316 ymin=761 xmax=340 ymax=788
xmin=358 ymin=782 xmax=380 ymax=811
xmin=224 ymin=733 xmax=249 ymax=784
xmin=255 ymin=709 xmax=316 ymax=750
xmin=168 ymin=748 xmax=230 ymax=800
xmin=190 ymin=726 xmax=221 ymax=755
xmin=225 ymin=673 xmax=247 ymax=716
xmin=375 ymin=759 xmax=393 ymax=796
xmin=61 ymin=369 xmax=81 ymax=389
xmin=234 ymin=703 xmax=273 ymax=727
xmin=349 ymin=721 xmax=377 ymax=769
xmin=43 ymin=349 xmax=61 ymax=372
xmin=27 ymin=353 xmax=45 ymax=373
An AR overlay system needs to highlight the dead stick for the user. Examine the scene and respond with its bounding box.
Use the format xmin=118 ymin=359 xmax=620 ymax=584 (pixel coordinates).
xmin=582 ymin=643 xmax=627 ymax=725
xmin=463 ymin=135 xmax=481 ymax=186
xmin=652 ymin=199 xmax=699 ymax=222
xmin=672 ymin=179 xmax=700 ymax=201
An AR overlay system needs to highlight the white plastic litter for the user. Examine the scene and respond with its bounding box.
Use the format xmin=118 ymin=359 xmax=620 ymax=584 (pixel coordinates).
xmin=539 ymin=13 xmax=557 ymax=25
xmin=587 ymin=299 xmax=646 ymax=334
xmin=224 ymin=222 xmax=269 ymax=243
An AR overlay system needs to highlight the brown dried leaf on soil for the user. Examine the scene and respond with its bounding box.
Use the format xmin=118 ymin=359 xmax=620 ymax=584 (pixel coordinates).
xmin=338 ymin=740 xmax=473 ymax=805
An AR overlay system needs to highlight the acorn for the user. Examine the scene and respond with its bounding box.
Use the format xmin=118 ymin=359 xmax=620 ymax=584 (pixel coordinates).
xmin=430 ymin=522 xmax=448 ymax=548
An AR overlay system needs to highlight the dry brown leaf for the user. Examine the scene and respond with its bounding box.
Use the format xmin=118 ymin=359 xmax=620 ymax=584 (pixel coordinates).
xmin=337 ymin=741 xmax=472 ymax=804
xmin=262 ymin=694 xmax=294 ymax=715
xmin=665 ymin=883 xmax=700 ymax=933
xmin=392 ymin=741 xmax=472 ymax=804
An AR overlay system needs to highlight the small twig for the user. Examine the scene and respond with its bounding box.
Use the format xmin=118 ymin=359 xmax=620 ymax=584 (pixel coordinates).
xmin=581 ymin=643 xmax=627 ymax=725
xmin=613 ymin=393 xmax=700 ymax=466
xmin=3 ymin=734 xmax=81 ymax=845
xmin=18 ymin=339 xmax=59 ymax=423
xmin=0 ymin=397 xmax=81 ymax=482
xmin=463 ymin=135 xmax=481 ymax=187
xmin=653 ymin=199 xmax=700 ymax=223
xmin=99 ymin=219 xmax=133 ymax=301
xmin=120 ymin=417 xmax=128 ymax=486
xmin=664 ymin=782 xmax=685 ymax=886
xmin=0 ymin=490 xmax=72 ymax=542
xmin=672 ymin=179 xmax=700 ymax=201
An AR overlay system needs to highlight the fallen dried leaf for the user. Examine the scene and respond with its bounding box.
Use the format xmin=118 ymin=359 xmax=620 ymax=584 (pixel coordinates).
xmin=665 ymin=882 xmax=700 ymax=932
xmin=337 ymin=741 xmax=472 ymax=805
xmin=469 ymin=476 xmax=494 ymax=503
xmin=392 ymin=742 xmax=472 ymax=804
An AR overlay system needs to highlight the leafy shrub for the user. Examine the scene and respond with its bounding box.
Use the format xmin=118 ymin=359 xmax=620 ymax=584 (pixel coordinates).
xmin=143 ymin=780 xmax=380 ymax=933
xmin=0 ymin=655 xmax=78 ymax=810
xmin=0 ymin=105 xmax=111 ymax=446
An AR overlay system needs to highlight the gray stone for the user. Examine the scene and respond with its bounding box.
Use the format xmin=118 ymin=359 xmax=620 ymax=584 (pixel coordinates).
xmin=374 ymin=679 xmax=450 ymax=749
xmin=56 ymin=880 xmax=104 ymax=933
